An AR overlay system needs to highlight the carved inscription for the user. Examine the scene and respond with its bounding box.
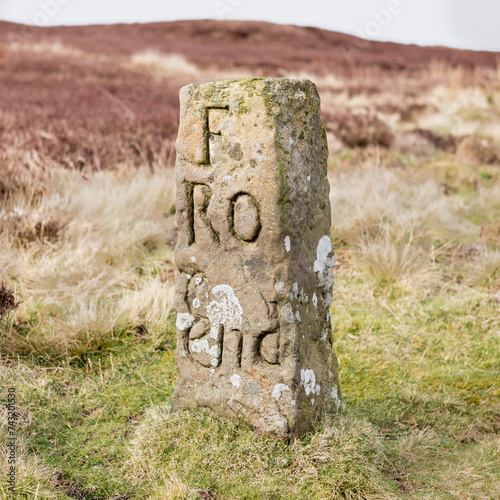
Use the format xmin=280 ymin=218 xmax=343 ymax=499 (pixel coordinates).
xmin=192 ymin=184 xmax=219 ymax=244
xmin=184 ymin=271 xmax=279 ymax=369
xmin=200 ymin=106 xmax=230 ymax=165
xmin=233 ymin=193 xmax=261 ymax=242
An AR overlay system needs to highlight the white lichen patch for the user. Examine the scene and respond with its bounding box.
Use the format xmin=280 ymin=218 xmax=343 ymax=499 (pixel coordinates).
xmin=295 ymin=310 xmax=301 ymax=322
xmin=195 ymin=277 xmax=202 ymax=285
xmin=281 ymin=304 xmax=295 ymax=323
xmin=192 ymin=298 xmax=200 ymax=309
xmin=223 ymin=175 xmax=232 ymax=185
xmin=312 ymin=293 xmax=318 ymax=308
xmin=321 ymin=326 xmax=329 ymax=342
xmin=293 ymin=282 xmax=299 ymax=297
xmin=294 ymin=90 xmax=306 ymax=102
xmin=190 ymin=256 xmax=197 ymax=263
xmin=284 ymin=235 xmax=291 ymax=252
xmin=291 ymin=399 xmax=296 ymax=406
xmin=275 ymin=282 xmax=286 ymax=294
xmin=331 ymin=385 xmax=341 ymax=410
xmin=272 ymin=383 xmax=290 ymax=401
xmin=300 ymin=369 xmax=321 ymax=397
xmin=323 ymin=292 xmax=333 ymax=308
xmin=176 ymin=313 xmax=194 ymax=331
xmin=230 ymin=374 xmax=241 ymax=388
xmin=313 ymin=236 xmax=335 ymax=290
xmin=207 ymin=284 xmax=243 ymax=339
xmin=191 ymin=339 xmax=220 ymax=363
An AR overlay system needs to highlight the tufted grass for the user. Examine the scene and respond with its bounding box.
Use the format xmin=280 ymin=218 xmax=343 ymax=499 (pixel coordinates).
xmin=126 ymin=406 xmax=398 ymax=499
xmin=0 ymin=165 xmax=176 ymax=364
xmin=0 ymin=159 xmax=498 ymax=499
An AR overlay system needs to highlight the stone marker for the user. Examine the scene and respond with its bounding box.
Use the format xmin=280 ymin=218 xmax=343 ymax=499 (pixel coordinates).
xmin=173 ymin=77 xmax=341 ymax=438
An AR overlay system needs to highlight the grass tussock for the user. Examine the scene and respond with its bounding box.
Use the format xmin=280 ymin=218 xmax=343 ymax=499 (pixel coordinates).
xmin=0 ymin=154 xmax=60 ymax=200
xmin=0 ymin=165 xmax=176 ymax=363
xmin=468 ymin=248 xmax=500 ymax=290
xmin=0 ymin=158 xmax=497 ymax=498
xmin=466 ymin=183 xmax=500 ymax=223
xmin=0 ymin=406 xmax=65 ymax=499
xmin=329 ymin=167 xmax=478 ymax=291
xmin=330 ymin=168 xmax=475 ymax=246
xmin=127 ymin=406 xmax=398 ymax=499
xmin=355 ymin=229 xmax=432 ymax=290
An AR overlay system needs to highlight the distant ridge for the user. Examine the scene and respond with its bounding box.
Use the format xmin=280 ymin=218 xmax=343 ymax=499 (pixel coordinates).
xmin=0 ymin=19 xmax=498 ymax=172
xmin=1 ymin=19 xmax=497 ymax=74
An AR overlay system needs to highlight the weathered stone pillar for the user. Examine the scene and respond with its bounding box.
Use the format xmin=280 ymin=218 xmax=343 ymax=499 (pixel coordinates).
xmin=173 ymin=78 xmax=341 ymax=438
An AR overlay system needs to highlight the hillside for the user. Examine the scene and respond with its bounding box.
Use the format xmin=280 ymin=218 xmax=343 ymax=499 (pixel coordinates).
xmin=0 ymin=20 xmax=499 ymax=500
xmin=0 ymin=20 xmax=499 ymax=173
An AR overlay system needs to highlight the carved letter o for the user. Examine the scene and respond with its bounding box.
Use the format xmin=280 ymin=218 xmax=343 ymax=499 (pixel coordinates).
xmin=233 ymin=193 xmax=261 ymax=242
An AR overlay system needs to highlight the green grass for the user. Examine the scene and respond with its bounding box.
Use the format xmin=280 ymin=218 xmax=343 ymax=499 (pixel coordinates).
xmin=333 ymin=278 xmax=500 ymax=439
xmin=1 ymin=276 xmax=498 ymax=499
xmin=1 ymin=162 xmax=499 ymax=499
xmin=0 ymin=335 xmax=177 ymax=499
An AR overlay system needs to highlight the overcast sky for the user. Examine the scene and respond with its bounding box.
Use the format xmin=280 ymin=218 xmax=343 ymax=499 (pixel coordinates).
xmin=1 ymin=0 xmax=499 ymax=51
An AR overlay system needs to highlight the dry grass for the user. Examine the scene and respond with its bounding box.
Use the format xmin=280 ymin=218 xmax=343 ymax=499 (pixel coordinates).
xmin=127 ymin=406 xmax=398 ymax=499
xmin=0 ymin=158 xmax=498 ymax=498
xmin=466 ymin=183 xmax=500 ymax=222
xmin=0 ymin=165 xmax=176 ymax=362
xmin=0 ymin=20 xmax=499 ymax=498
xmin=329 ymin=167 xmax=478 ymax=291
xmin=130 ymin=51 xmax=199 ymax=76
xmin=433 ymin=436 xmax=500 ymax=499
xmin=143 ymin=473 xmax=194 ymax=500
xmin=8 ymin=40 xmax=85 ymax=58
xmin=468 ymin=248 xmax=500 ymax=290
xmin=0 ymin=404 xmax=64 ymax=499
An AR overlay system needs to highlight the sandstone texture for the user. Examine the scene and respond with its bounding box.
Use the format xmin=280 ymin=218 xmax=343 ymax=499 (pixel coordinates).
xmin=173 ymin=77 xmax=341 ymax=438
